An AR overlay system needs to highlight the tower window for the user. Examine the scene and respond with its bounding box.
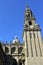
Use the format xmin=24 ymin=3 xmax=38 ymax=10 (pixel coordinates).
xmin=26 ymin=12 xmax=30 ymax=17
xmin=29 ymin=21 xmax=32 ymax=25
xmin=18 ymin=47 xmax=23 ymax=54
xmin=11 ymin=47 xmax=16 ymax=54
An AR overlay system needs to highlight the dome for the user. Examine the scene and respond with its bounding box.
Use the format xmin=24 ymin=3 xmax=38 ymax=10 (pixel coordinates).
xmin=12 ymin=36 xmax=19 ymax=43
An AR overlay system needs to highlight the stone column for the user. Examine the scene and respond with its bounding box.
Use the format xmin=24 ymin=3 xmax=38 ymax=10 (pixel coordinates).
xmin=35 ymin=31 xmax=41 ymax=56
xmin=37 ymin=31 xmax=43 ymax=56
xmin=31 ymin=31 xmax=36 ymax=57
xmin=27 ymin=31 xmax=32 ymax=57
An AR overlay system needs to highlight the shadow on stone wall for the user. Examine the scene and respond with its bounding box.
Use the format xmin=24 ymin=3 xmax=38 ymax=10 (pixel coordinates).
xmin=3 ymin=54 xmax=25 ymax=65
xmin=3 ymin=55 xmax=17 ymax=65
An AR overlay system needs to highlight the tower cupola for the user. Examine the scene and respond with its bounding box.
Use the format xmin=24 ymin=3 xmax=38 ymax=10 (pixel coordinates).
xmin=25 ymin=6 xmax=35 ymax=21
xmin=24 ymin=6 xmax=40 ymax=31
xmin=25 ymin=6 xmax=32 ymax=18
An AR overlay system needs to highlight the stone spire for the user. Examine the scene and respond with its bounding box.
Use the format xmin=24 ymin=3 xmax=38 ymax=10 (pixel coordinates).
xmin=25 ymin=5 xmax=35 ymax=20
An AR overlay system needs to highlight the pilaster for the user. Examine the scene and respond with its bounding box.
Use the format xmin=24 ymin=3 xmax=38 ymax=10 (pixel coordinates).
xmin=35 ymin=31 xmax=41 ymax=56
xmin=31 ymin=31 xmax=36 ymax=57
xmin=37 ymin=31 xmax=43 ymax=56
xmin=27 ymin=31 xmax=32 ymax=57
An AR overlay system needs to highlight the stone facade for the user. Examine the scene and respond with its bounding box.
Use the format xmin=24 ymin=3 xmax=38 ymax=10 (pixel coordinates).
xmin=0 ymin=6 xmax=43 ymax=65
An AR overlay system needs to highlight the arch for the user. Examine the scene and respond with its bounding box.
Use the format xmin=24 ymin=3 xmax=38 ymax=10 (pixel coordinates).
xmin=29 ymin=21 xmax=32 ymax=25
xmin=11 ymin=47 xmax=16 ymax=54
xmin=12 ymin=58 xmax=17 ymax=65
xmin=18 ymin=47 xmax=23 ymax=54
xmin=5 ymin=47 xmax=9 ymax=53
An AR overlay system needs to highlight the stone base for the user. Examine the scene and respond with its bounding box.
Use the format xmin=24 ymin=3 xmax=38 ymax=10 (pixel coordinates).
xmin=26 ymin=57 xmax=43 ymax=65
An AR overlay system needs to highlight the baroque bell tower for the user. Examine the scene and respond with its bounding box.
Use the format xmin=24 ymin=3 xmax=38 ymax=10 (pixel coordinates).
xmin=23 ymin=6 xmax=43 ymax=58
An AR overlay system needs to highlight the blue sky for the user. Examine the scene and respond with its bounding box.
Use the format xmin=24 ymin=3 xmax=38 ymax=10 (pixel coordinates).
xmin=0 ymin=0 xmax=43 ymax=42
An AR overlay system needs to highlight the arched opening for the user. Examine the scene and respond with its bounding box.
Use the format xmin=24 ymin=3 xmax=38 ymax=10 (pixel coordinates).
xmin=29 ymin=21 xmax=32 ymax=25
xmin=12 ymin=59 xmax=17 ymax=65
xmin=18 ymin=47 xmax=23 ymax=54
xmin=11 ymin=47 xmax=16 ymax=54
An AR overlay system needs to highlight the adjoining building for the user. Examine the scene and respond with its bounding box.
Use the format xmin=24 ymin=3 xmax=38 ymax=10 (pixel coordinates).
xmin=2 ymin=36 xmax=25 ymax=65
xmin=0 ymin=6 xmax=43 ymax=65
xmin=0 ymin=43 xmax=4 ymax=65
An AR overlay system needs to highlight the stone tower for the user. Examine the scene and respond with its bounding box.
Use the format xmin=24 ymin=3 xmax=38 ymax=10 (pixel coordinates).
xmin=23 ymin=6 xmax=43 ymax=65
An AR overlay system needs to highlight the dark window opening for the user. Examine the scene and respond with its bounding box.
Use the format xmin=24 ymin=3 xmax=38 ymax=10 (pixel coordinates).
xmin=11 ymin=47 xmax=16 ymax=54
xmin=29 ymin=21 xmax=32 ymax=25
xmin=18 ymin=47 xmax=23 ymax=54
xmin=26 ymin=13 xmax=30 ymax=17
